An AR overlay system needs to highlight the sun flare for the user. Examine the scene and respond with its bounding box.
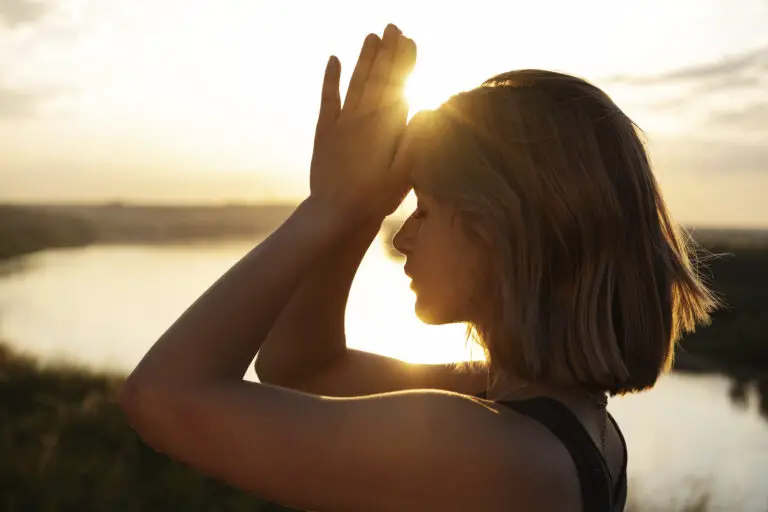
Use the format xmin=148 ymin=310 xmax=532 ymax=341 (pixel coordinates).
xmin=404 ymin=73 xmax=456 ymax=117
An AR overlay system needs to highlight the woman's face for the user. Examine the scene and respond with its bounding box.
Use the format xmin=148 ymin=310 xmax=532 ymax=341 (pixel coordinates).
xmin=392 ymin=191 xmax=488 ymax=325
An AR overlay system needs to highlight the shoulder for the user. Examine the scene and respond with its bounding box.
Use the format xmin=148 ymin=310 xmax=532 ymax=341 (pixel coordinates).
xmin=333 ymin=390 xmax=581 ymax=508
xmin=471 ymin=396 xmax=583 ymax=507
xmin=139 ymin=380 xmax=580 ymax=511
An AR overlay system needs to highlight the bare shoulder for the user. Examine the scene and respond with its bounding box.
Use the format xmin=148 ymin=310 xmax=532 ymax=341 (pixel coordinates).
xmin=326 ymin=390 xmax=581 ymax=510
xmin=472 ymin=397 xmax=583 ymax=509
xmin=126 ymin=380 xmax=578 ymax=511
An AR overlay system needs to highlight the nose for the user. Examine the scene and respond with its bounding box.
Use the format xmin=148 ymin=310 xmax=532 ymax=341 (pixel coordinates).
xmin=392 ymin=217 xmax=416 ymax=257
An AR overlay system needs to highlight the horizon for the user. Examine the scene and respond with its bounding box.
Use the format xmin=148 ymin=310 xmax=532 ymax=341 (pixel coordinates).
xmin=1 ymin=0 xmax=767 ymax=228
xmin=4 ymin=199 xmax=768 ymax=232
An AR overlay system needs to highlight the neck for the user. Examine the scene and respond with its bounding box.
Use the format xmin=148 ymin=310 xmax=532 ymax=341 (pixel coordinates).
xmin=486 ymin=361 xmax=528 ymax=401
xmin=486 ymin=362 xmax=608 ymax=405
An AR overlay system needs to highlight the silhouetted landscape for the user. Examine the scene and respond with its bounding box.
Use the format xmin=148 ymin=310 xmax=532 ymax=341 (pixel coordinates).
xmin=1 ymin=203 xmax=766 ymax=511
xmin=1 ymin=202 xmax=766 ymax=374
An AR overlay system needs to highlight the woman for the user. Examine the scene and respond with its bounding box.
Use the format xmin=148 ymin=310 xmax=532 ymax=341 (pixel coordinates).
xmin=119 ymin=24 xmax=716 ymax=511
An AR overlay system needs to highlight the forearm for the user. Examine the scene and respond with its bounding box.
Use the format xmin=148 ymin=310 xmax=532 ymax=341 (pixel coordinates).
xmin=255 ymin=218 xmax=381 ymax=383
xmin=123 ymin=198 xmax=349 ymax=388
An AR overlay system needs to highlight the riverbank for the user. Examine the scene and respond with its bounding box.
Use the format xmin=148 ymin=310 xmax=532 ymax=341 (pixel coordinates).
xmin=0 ymin=203 xmax=405 ymax=261
xmin=0 ymin=203 xmax=299 ymax=260
xmin=1 ymin=202 xmax=767 ymax=376
xmin=0 ymin=343 xmax=295 ymax=511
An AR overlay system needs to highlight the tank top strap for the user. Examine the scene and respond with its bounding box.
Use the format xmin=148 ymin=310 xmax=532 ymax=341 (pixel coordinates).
xmin=607 ymin=411 xmax=628 ymax=509
xmin=496 ymin=397 xmax=617 ymax=511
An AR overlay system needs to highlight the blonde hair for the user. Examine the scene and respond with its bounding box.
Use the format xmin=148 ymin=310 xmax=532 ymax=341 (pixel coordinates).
xmin=411 ymin=70 xmax=718 ymax=395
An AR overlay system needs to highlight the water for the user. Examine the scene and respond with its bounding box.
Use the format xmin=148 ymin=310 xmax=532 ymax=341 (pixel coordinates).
xmin=1 ymin=236 xmax=767 ymax=511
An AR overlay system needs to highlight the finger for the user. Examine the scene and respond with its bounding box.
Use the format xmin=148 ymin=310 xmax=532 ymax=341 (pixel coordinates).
xmin=357 ymin=23 xmax=400 ymax=114
xmin=391 ymin=109 xmax=430 ymax=170
xmin=380 ymin=96 xmax=410 ymax=138
xmin=342 ymin=33 xmax=381 ymax=113
xmin=390 ymin=110 xmax=415 ymax=173
xmin=316 ymin=55 xmax=341 ymax=135
xmin=380 ymin=37 xmax=417 ymax=110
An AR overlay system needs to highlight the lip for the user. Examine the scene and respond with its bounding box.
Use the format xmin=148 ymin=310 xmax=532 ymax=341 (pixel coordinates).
xmin=404 ymin=264 xmax=417 ymax=290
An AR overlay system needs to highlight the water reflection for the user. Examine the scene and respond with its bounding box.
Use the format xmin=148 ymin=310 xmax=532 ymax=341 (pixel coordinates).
xmin=729 ymin=376 xmax=768 ymax=421
xmin=0 ymin=256 xmax=34 ymax=278
xmin=671 ymin=352 xmax=768 ymax=424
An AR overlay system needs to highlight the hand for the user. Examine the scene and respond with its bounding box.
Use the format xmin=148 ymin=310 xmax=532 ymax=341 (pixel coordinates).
xmin=309 ymin=24 xmax=417 ymax=228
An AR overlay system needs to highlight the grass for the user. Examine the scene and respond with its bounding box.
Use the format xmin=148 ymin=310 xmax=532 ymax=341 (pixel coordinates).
xmin=0 ymin=344 xmax=297 ymax=512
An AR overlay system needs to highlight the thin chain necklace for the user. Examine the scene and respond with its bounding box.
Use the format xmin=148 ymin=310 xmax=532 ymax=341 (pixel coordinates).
xmin=489 ymin=378 xmax=610 ymax=467
xmin=585 ymin=390 xmax=609 ymax=468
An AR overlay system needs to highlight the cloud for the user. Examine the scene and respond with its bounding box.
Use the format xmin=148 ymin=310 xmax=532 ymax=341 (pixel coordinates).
xmin=0 ymin=86 xmax=49 ymax=117
xmin=605 ymin=44 xmax=768 ymax=88
xmin=650 ymin=135 xmax=768 ymax=175
xmin=602 ymin=44 xmax=768 ymax=153
xmin=0 ymin=0 xmax=49 ymax=27
xmin=708 ymin=102 xmax=768 ymax=134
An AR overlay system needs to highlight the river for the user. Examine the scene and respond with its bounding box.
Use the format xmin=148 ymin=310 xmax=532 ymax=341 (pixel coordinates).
xmin=1 ymin=235 xmax=766 ymax=511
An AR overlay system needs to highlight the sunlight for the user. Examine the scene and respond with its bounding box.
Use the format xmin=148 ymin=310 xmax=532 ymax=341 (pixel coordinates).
xmin=344 ymin=233 xmax=485 ymax=364
xmin=404 ymin=70 xmax=461 ymax=118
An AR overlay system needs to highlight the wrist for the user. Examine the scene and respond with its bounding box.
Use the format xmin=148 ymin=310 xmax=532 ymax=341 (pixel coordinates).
xmin=301 ymin=195 xmax=384 ymax=237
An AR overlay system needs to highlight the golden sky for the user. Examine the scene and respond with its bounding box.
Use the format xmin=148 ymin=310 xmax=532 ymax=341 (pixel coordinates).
xmin=1 ymin=0 xmax=767 ymax=227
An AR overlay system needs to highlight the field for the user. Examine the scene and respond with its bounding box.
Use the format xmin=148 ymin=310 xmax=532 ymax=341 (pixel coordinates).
xmin=0 ymin=344 xmax=294 ymax=512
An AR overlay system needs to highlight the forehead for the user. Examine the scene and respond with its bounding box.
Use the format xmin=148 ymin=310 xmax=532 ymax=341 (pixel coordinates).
xmin=399 ymin=112 xmax=453 ymax=188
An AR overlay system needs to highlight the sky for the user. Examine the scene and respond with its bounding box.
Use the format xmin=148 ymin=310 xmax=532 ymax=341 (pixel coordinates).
xmin=1 ymin=0 xmax=767 ymax=227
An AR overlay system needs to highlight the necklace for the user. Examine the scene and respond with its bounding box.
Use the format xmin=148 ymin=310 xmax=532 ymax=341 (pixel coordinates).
xmin=585 ymin=390 xmax=609 ymax=468
xmin=488 ymin=377 xmax=610 ymax=467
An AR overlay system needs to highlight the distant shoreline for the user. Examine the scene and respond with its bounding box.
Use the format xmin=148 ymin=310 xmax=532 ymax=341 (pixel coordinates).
xmin=1 ymin=202 xmax=767 ymax=381
xmin=0 ymin=202 xmax=404 ymax=261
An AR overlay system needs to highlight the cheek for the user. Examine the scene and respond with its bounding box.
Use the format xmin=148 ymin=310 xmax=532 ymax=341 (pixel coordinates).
xmin=415 ymin=249 xmax=479 ymax=324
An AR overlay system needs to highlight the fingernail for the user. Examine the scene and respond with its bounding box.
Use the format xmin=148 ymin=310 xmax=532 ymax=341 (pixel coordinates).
xmin=385 ymin=23 xmax=399 ymax=37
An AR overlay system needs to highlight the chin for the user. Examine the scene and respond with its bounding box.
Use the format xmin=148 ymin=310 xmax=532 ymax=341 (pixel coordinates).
xmin=414 ymin=297 xmax=458 ymax=325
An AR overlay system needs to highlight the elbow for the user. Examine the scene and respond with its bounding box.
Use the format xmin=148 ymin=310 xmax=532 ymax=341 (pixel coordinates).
xmin=118 ymin=374 xmax=208 ymax=460
xmin=117 ymin=375 xmax=154 ymax=432
xmin=117 ymin=374 xmax=177 ymax=447
xmin=254 ymin=357 xmax=307 ymax=389
xmin=253 ymin=351 xmax=288 ymax=386
xmin=253 ymin=357 xmax=286 ymax=386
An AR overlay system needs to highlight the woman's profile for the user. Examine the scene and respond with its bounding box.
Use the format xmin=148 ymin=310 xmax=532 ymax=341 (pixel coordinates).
xmin=119 ymin=24 xmax=717 ymax=511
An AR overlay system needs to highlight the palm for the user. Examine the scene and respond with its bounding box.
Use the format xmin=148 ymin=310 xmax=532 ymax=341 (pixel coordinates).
xmin=309 ymin=25 xmax=417 ymax=223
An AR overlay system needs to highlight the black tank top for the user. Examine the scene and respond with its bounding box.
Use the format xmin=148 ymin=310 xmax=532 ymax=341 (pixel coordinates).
xmin=494 ymin=396 xmax=628 ymax=511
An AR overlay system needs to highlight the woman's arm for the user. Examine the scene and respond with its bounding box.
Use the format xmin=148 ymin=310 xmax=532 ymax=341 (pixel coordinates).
xmin=255 ymin=215 xmax=489 ymax=397
xmin=120 ymin=197 xmax=341 ymax=388
xmin=118 ymin=196 xmax=537 ymax=511
xmin=118 ymin=26 xmax=554 ymax=510
xmin=253 ymin=216 xmax=379 ymax=384
xmin=253 ymin=28 xmax=487 ymax=397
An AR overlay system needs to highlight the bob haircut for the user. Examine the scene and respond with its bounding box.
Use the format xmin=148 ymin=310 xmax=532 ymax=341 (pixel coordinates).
xmin=409 ymin=69 xmax=718 ymax=395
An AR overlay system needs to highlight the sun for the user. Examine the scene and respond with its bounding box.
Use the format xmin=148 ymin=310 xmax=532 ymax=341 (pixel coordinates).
xmin=403 ymin=72 xmax=455 ymax=118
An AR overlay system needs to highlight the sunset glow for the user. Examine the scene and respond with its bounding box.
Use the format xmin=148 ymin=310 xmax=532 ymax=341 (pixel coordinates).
xmin=0 ymin=0 xmax=766 ymax=226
